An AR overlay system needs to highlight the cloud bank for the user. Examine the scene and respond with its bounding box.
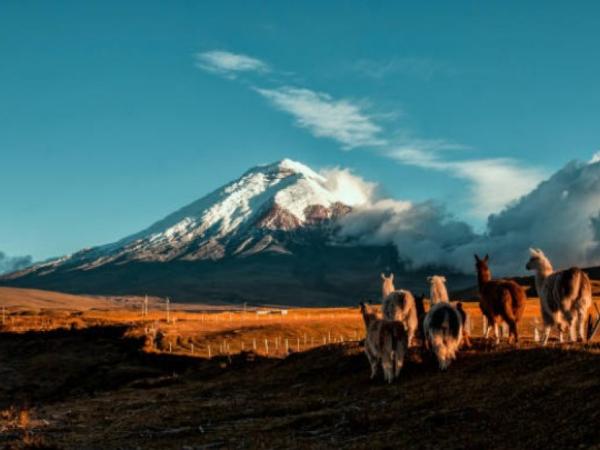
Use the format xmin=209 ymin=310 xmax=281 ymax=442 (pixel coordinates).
xmin=0 ymin=251 xmax=33 ymax=275
xmin=328 ymin=158 xmax=600 ymax=276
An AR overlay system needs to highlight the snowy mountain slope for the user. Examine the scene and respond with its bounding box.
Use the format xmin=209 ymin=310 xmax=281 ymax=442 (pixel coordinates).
xmin=6 ymin=159 xmax=365 ymax=277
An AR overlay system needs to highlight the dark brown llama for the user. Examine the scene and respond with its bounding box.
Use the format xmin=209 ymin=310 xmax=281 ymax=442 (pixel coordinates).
xmin=474 ymin=254 xmax=526 ymax=345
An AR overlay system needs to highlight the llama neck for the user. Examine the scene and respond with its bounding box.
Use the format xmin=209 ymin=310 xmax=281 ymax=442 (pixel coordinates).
xmin=534 ymin=261 xmax=553 ymax=293
xmin=361 ymin=311 xmax=374 ymax=328
xmin=477 ymin=270 xmax=491 ymax=291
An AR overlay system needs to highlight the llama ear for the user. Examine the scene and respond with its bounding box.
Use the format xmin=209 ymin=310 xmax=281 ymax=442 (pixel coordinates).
xmin=529 ymin=247 xmax=537 ymax=256
xmin=474 ymin=254 xmax=480 ymax=262
xmin=390 ymin=273 xmax=394 ymax=281
xmin=381 ymin=273 xmax=385 ymax=280
xmin=441 ymin=276 xmax=447 ymax=282
xmin=484 ymin=254 xmax=489 ymax=262
xmin=427 ymin=276 xmax=432 ymax=282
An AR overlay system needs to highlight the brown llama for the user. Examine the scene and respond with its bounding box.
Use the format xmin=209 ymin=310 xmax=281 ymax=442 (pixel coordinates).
xmin=359 ymin=302 xmax=408 ymax=383
xmin=474 ymin=254 xmax=526 ymax=345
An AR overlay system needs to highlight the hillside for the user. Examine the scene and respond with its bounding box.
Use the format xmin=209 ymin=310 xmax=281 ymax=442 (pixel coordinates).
xmin=1 ymin=325 xmax=599 ymax=449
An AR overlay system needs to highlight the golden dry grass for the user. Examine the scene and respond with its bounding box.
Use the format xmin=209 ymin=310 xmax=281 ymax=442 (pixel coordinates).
xmin=1 ymin=286 xmax=600 ymax=449
xmin=2 ymin=287 xmax=599 ymax=361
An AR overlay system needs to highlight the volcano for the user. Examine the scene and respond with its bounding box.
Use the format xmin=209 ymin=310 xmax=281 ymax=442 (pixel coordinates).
xmin=1 ymin=159 xmax=473 ymax=305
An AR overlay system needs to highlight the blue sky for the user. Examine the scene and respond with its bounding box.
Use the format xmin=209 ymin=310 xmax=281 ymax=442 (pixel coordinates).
xmin=2 ymin=1 xmax=600 ymax=261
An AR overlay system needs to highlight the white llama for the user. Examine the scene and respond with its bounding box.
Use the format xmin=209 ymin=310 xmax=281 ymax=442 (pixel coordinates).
xmin=428 ymin=275 xmax=449 ymax=304
xmin=526 ymin=248 xmax=592 ymax=345
xmin=382 ymin=289 xmax=418 ymax=347
xmin=359 ymin=302 xmax=408 ymax=383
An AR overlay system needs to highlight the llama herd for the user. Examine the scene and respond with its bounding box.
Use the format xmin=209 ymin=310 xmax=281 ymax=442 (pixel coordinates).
xmin=360 ymin=248 xmax=594 ymax=383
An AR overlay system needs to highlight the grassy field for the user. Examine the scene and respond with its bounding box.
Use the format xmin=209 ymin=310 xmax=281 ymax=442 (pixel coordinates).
xmin=1 ymin=287 xmax=599 ymax=449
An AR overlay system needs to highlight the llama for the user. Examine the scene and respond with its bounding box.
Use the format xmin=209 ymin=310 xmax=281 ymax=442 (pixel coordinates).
xmin=422 ymin=302 xmax=464 ymax=370
xmin=428 ymin=275 xmax=449 ymax=304
xmin=382 ymin=290 xmax=418 ymax=347
xmin=359 ymin=302 xmax=408 ymax=383
xmin=475 ymin=254 xmax=526 ymax=345
xmin=526 ymin=248 xmax=592 ymax=345
xmin=381 ymin=273 xmax=395 ymax=301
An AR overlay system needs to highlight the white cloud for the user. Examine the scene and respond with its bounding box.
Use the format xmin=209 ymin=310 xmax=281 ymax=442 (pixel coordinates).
xmin=255 ymin=87 xmax=386 ymax=149
xmin=0 ymin=251 xmax=33 ymax=275
xmin=589 ymin=151 xmax=600 ymax=164
xmin=389 ymin=146 xmax=546 ymax=218
xmin=320 ymin=168 xmax=377 ymax=206
xmin=195 ymin=50 xmax=269 ymax=78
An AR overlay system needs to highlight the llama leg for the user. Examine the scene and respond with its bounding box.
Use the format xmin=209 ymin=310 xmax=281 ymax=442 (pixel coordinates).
xmin=394 ymin=347 xmax=405 ymax=379
xmin=569 ymin=320 xmax=577 ymax=343
xmin=577 ymin=312 xmax=586 ymax=342
xmin=484 ymin=320 xmax=491 ymax=339
xmin=542 ymin=326 xmax=551 ymax=346
xmin=493 ymin=323 xmax=500 ymax=345
xmin=381 ymin=355 xmax=393 ymax=384
xmin=407 ymin=329 xmax=415 ymax=348
xmin=558 ymin=330 xmax=564 ymax=344
xmin=508 ymin=320 xmax=519 ymax=346
xmin=462 ymin=331 xmax=472 ymax=348
xmin=365 ymin=349 xmax=379 ymax=379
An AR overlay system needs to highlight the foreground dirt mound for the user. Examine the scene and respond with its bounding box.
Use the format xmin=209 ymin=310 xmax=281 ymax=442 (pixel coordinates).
xmin=1 ymin=327 xmax=599 ymax=449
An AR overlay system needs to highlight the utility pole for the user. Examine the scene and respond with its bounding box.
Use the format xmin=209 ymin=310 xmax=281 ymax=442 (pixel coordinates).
xmin=166 ymin=297 xmax=170 ymax=323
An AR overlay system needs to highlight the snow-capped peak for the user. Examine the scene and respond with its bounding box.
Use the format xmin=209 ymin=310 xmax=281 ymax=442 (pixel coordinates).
xmin=63 ymin=159 xmax=358 ymax=266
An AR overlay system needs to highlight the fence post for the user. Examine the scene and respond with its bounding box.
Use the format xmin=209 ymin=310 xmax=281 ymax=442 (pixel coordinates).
xmin=297 ymin=337 xmax=300 ymax=352
xmin=285 ymin=338 xmax=289 ymax=353
xmin=191 ymin=343 xmax=194 ymax=354
xmin=208 ymin=345 xmax=212 ymax=359
xmin=166 ymin=297 xmax=170 ymax=323
xmin=265 ymin=339 xmax=269 ymax=355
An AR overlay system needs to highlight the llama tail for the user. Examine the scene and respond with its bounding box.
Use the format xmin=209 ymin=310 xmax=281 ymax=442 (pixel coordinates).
xmin=430 ymin=330 xmax=453 ymax=370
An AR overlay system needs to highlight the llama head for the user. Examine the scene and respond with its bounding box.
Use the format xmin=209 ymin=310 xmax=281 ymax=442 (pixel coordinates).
xmin=427 ymin=275 xmax=447 ymax=285
xmin=526 ymin=248 xmax=552 ymax=272
xmin=381 ymin=273 xmax=395 ymax=298
xmin=474 ymin=254 xmax=491 ymax=281
xmin=381 ymin=272 xmax=394 ymax=281
xmin=359 ymin=301 xmax=377 ymax=326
